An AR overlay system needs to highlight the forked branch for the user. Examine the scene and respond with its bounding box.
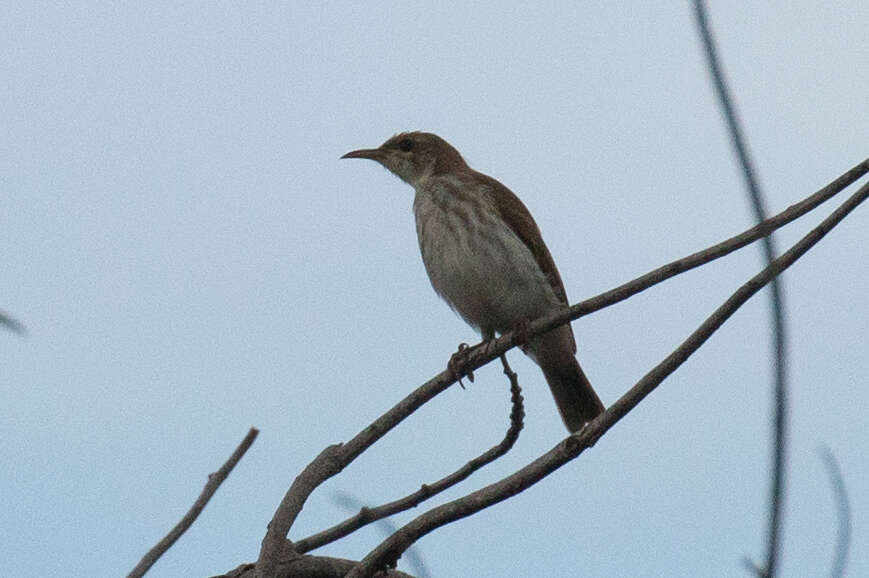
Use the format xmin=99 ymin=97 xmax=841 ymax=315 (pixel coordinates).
xmin=294 ymin=354 xmax=524 ymax=554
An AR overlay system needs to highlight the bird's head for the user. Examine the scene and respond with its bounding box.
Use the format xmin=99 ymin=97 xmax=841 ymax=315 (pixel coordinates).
xmin=341 ymin=132 xmax=468 ymax=186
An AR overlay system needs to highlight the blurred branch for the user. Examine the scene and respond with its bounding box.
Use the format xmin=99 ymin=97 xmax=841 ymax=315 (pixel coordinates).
xmin=331 ymin=492 xmax=432 ymax=578
xmin=128 ymin=427 xmax=259 ymax=578
xmin=691 ymin=3 xmax=788 ymax=576
xmin=295 ymin=355 xmax=524 ymax=555
xmin=254 ymin=159 xmax=867 ymax=578
xmin=0 ymin=309 xmax=26 ymax=335
xmin=346 ymin=177 xmax=869 ymax=577
xmin=820 ymin=447 xmax=851 ymax=578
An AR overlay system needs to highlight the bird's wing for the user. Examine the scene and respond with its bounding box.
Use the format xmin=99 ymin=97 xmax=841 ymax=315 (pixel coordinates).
xmin=480 ymin=172 xmax=577 ymax=352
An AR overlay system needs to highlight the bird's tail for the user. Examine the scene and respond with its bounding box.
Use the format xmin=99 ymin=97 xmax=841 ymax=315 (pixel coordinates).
xmin=530 ymin=326 xmax=605 ymax=432
xmin=540 ymin=355 xmax=605 ymax=432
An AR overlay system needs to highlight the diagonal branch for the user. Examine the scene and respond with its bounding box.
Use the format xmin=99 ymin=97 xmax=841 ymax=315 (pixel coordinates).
xmin=255 ymin=159 xmax=867 ymax=578
xmin=294 ymin=354 xmax=524 ymax=554
xmin=345 ymin=179 xmax=869 ymax=577
xmin=128 ymin=427 xmax=259 ymax=578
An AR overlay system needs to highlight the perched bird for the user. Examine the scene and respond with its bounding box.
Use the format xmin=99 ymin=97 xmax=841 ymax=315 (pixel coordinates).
xmin=342 ymin=132 xmax=604 ymax=432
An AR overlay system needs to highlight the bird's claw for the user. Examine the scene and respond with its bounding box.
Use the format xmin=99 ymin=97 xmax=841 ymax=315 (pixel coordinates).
xmin=512 ymin=320 xmax=530 ymax=349
xmin=448 ymin=342 xmax=475 ymax=388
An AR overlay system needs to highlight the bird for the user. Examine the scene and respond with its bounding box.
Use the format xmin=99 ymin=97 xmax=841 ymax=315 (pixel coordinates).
xmin=342 ymin=132 xmax=604 ymax=432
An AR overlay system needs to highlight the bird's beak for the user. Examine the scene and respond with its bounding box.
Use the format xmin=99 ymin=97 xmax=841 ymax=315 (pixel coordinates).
xmin=341 ymin=147 xmax=384 ymax=161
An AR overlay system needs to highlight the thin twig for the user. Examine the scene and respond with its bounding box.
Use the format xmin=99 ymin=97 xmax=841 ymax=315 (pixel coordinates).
xmin=499 ymin=354 xmax=525 ymax=445
xmin=128 ymin=427 xmax=259 ymax=578
xmin=820 ymin=447 xmax=851 ymax=578
xmin=293 ymin=355 xmax=524 ymax=554
xmin=692 ymin=3 xmax=788 ymax=576
xmin=345 ymin=180 xmax=869 ymax=577
xmin=0 ymin=309 xmax=26 ymax=335
xmin=255 ymin=159 xmax=867 ymax=578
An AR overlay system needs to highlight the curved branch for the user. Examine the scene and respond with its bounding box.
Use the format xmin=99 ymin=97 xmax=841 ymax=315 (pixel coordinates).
xmin=128 ymin=427 xmax=259 ymax=578
xmin=692 ymin=3 xmax=788 ymax=575
xmin=820 ymin=447 xmax=851 ymax=578
xmin=346 ymin=180 xmax=869 ymax=577
xmin=295 ymin=355 xmax=524 ymax=554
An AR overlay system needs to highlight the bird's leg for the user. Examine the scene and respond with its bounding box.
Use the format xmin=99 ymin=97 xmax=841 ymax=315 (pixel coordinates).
xmin=449 ymin=328 xmax=499 ymax=388
xmin=481 ymin=329 xmax=499 ymax=357
xmin=511 ymin=320 xmax=531 ymax=351
xmin=448 ymin=343 xmax=474 ymax=389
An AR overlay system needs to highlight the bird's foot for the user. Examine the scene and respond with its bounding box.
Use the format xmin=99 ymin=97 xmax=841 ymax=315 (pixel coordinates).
xmin=448 ymin=342 xmax=475 ymax=389
xmin=511 ymin=320 xmax=530 ymax=349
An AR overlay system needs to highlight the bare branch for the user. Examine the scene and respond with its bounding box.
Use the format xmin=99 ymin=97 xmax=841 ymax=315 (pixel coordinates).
xmin=294 ymin=354 xmax=524 ymax=554
xmin=691 ymin=2 xmax=789 ymax=575
xmin=215 ymin=555 xmax=416 ymax=578
xmin=255 ymin=370 xmax=461 ymax=577
xmin=346 ymin=180 xmax=869 ymax=577
xmin=820 ymin=447 xmax=851 ymax=578
xmin=128 ymin=427 xmax=259 ymax=578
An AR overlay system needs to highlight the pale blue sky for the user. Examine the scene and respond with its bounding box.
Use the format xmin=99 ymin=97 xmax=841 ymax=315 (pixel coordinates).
xmin=2 ymin=3 xmax=867 ymax=577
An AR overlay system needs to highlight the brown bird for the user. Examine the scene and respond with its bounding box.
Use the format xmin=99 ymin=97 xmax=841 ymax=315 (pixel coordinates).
xmin=342 ymin=132 xmax=604 ymax=432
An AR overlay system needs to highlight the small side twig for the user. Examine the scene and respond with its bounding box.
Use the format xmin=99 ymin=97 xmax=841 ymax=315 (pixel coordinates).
xmin=128 ymin=427 xmax=259 ymax=578
xmin=499 ymin=354 xmax=525 ymax=445
xmin=345 ymin=179 xmax=869 ymax=578
xmin=744 ymin=448 xmax=852 ymax=578
xmin=294 ymin=358 xmax=523 ymax=554
xmin=820 ymin=447 xmax=851 ymax=578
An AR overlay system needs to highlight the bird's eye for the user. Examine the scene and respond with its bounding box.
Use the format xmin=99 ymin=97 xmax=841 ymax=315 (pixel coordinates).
xmin=397 ymin=138 xmax=414 ymax=152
